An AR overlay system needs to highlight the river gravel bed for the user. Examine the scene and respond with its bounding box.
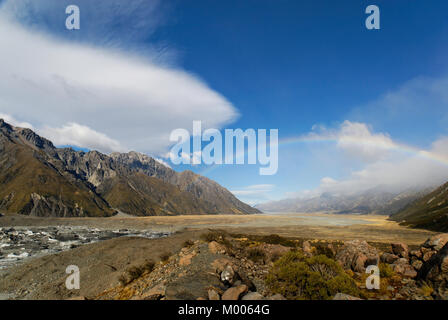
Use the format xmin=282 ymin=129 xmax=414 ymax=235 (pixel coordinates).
xmin=0 ymin=226 xmax=170 ymax=270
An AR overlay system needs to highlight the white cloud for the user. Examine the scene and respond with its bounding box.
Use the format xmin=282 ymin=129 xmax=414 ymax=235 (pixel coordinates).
xmin=0 ymin=113 xmax=34 ymax=129
xmin=231 ymin=184 xmax=275 ymax=205
xmin=39 ymin=123 xmax=125 ymax=154
xmin=350 ymin=76 xmax=448 ymax=132
xmin=307 ymin=120 xmax=397 ymax=162
xmin=0 ymin=10 xmax=238 ymax=157
xmin=153 ymin=157 xmax=171 ymax=168
xmin=289 ymin=124 xmax=448 ymax=198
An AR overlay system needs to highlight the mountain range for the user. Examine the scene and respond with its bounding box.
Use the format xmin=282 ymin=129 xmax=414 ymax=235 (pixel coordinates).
xmin=0 ymin=119 xmax=259 ymax=217
xmin=256 ymin=187 xmax=432 ymax=216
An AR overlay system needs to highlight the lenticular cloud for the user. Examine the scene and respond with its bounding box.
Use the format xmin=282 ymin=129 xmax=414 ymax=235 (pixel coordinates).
xmin=0 ymin=8 xmax=238 ymax=156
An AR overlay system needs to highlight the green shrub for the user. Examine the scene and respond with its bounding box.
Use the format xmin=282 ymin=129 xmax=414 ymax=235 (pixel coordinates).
xmin=142 ymin=260 xmax=155 ymax=273
xmin=200 ymin=230 xmax=227 ymax=242
xmin=270 ymin=251 xmax=283 ymax=262
xmin=127 ymin=266 xmax=144 ymax=280
xmin=247 ymin=248 xmax=266 ymax=263
xmin=183 ymin=240 xmax=195 ymax=248
xmin=259 ymin=234 xmax=297 ymax=247
xmin=119 ymin=260 xmax=155 ymax=286
xmin=266 ymin=251 xmax=359 ymax=300
xmin=159 ymin=252 xmax=171 ymax=262
xmin=314 ymin=243 xmax=335 ymax=259
xmin=379 ymin=263 xmax=395 ymax=278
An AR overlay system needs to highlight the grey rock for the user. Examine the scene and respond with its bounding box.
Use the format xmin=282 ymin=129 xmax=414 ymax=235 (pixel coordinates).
xmin=333 ymin=293 xmax=362 ymax=300
xmin=242 ymin=292 xmax=265 ymax=300
xmin=221 ymin=265 xmax=236 ymax=285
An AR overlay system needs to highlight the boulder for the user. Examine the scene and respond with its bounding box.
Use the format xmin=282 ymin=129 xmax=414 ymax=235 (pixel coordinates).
xmin=381 ymin=252 xmax=399 ymax=264
xmin=238 ymin=271 xmax=256 ymax=292
xmin=441 ymin=256 xmax=448 ymax=274
xmin=179 ymin=252 xmax=196 ymax=266
xmin=418 ymin=240 xmax=448 ymax=293
xmin=411 ymin=260 xmax=423 ymax=271
xmin=141 ymin=284 xmax=166 ymax=300
xmin=423 ymin=250 xmax=436 ymax=262
xmin=221 ymin=265 xmax=236 ymax=285
xmin=242 ymin=292 xmax=265 ymax=300
xmin=423 ymin=234 xmax=448 ymax=251
xmin=222 ymin=285 xmax=248 ymax=300
xmin=209 ymin=241 xmax=226 ymax=254
xmin=66 ymin=296 xmax=88 ymax=300
xmin=409 ymin=249 xmax=423 ymax=259
xmin=332 ymin=293 xmax=362 ymax=300
xmin=268 ymin=294 xmax=287 ymax=300
xmin=208 ymin=289 xmax=220 ymax=300
xmin=302 ymin=241 xmax=313 ymax=256
xmin=254 ymin=243 xmax=290 ymax=262
xmin=391 ymin=258 xmax=417 ymax=278
xmin=335 ymin=240 xmax=379 ymax=272
xmin=391 ymin=243 xmax=409 ymax=258
xmin=211 ymin=258 xmax=234 ymax=274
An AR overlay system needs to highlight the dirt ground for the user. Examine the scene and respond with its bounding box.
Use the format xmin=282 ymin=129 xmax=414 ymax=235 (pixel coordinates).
xmin=0 ymin=229 xmax=206 ymax=300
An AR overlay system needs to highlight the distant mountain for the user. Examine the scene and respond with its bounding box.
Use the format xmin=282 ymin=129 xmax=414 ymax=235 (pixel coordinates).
xmin=390 ymin=181 xmax=448 ymax=232
xmin=0 ymin=119 xmax=259 ymax=217
xmin=256 ymin=187 xmax=430 ymax=215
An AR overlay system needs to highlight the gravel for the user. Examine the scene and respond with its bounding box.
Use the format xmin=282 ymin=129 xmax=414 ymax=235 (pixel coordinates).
xmin=0 ymin=226 xmax=170 ymax=270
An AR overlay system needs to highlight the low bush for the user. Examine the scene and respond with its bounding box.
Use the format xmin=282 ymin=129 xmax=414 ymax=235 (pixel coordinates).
xmin=314 ymin=243 xmax=335 ymax=259
xmin=258 ymin=234 xmax=297 ymax=247
xmin=266 ymin=251 xmax=359 ymax=300
xmin=159 ymin=252 xmax=171 ymax=262
xmin=379 ymin=263 xmax=395 ymax=278
xmin=247 ymin=248 xmax=266 ymax=263
xmin=183 ymin=240 xmax=195 ymax=248
xmin=200 ymin=230 xmax=227 ymax=243
xmin=118 ymin=260 xmax=155 ymax=286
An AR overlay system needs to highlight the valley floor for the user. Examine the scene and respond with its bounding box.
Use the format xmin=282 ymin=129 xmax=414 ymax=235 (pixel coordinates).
xmin=0 ymin=212 xmax=435 ymax=244
xmin=0 ymin=213 xmax=439 ymax=300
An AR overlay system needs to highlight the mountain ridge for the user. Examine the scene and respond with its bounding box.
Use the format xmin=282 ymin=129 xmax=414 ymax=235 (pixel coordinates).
xmin=256 ymin=187 xmax=432 ymax=216
xmin=0 ymin=119 xmax=259 ymax=217
xmin=390 ymin=181 xmax=448 ymax=232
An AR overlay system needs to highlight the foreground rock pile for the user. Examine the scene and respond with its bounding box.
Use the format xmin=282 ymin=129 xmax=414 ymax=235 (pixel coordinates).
xmin=98 ymin=235 xmax=287 ymax=300
xmin=96 ymin=231 xmax=448 ymax=300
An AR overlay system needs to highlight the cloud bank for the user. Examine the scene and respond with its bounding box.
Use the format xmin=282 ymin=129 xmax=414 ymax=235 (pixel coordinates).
xmin=0 ymin=4 xmax=238 ymax=156
xmin=40 ymin=123 xmax=125 ymax=154
xmin=231 ymin=184 xmax=275 ymax=205
xmin=307 ymin=120 xmax=397 ymax=162
xmin=286 ymin=121 xmax=448 ymax=199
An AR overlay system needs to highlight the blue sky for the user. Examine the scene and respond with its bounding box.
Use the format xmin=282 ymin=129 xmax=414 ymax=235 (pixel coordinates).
xmin=1 ymin=0 xmax=448 ymax=205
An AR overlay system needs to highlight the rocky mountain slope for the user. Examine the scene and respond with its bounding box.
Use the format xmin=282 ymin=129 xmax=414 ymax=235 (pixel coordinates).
xmin=0 ymin=119 xmax=259 ymax=217
xmin=391 ymin=181 xmax=448 ymax=232
xmin=256 ymin=188 xmax=429 ymax=215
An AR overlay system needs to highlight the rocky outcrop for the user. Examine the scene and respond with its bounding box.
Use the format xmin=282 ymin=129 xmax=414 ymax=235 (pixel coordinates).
xmin=20 ymin=193 xmax=86 ymax=217
xmin=416 ymin=234 xmax=448 ymax=298
xmin=381 ymin=252 xmax=399 ymax=264
xmin=336 ymin=240 xmax=379 ymax=272
xmin=391 ymin=243 xmax=409 ymax=258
